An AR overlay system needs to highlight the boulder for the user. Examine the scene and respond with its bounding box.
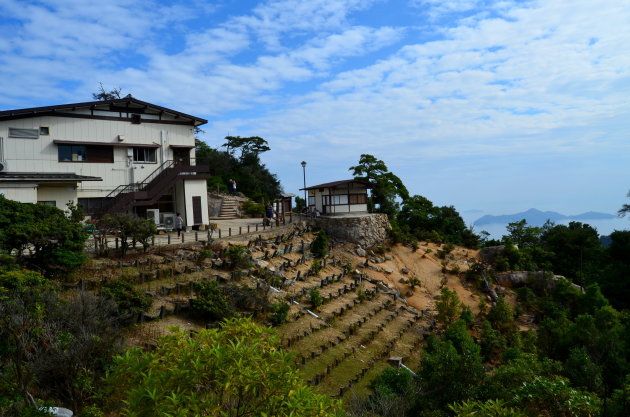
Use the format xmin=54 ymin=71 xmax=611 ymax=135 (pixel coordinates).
xmin=479 ymin=245 xmax=505 ymax=265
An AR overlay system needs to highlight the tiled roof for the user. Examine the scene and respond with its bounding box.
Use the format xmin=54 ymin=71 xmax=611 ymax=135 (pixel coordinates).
xmin=0 ymin=97 xmax=207 ymax=126
xmin=300 ymin=179 xmax=372 ymax=190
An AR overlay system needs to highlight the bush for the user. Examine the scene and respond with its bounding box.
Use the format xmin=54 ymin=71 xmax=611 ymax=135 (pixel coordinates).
xmin=0 ymin=196 xmax=88 ymax=277
xmin=191 ymin=281 xmax=233 ymax=320
xmin=101 ymin=280 xmax=152 ymax=316
xmin=309 ymin=259 xmax=323 ymax=275
xmin=242 ymin=200 xmax=265 ymax=217
xmin=311 ymin=230 xmax=330 ymax=258
xmin=225 ymin=245 xmax=251 ymax=269
xmin=309 ymin=289 xmax=323 ymax=309
xmin=103 ymin=319 xmax=343 ymax=417
xmin=270 ymin=302 xmax=290 ymax=326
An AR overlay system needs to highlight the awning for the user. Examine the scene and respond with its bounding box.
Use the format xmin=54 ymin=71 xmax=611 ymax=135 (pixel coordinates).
xmin=0 ymin=172 xmax=102 ymax=182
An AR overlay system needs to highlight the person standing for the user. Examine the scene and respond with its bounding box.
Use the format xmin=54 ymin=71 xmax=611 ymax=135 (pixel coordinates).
xmin=175 ymin=213 xmax=183 ymax=237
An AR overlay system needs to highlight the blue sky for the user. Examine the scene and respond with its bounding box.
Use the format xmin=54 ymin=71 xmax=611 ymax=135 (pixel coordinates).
xmin=1 ymin=0 xmax=630 ymax=222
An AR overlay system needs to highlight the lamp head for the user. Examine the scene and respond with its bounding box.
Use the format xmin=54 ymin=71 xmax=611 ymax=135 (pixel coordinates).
xmin=301 ymin=161 xmax=307 ymax=168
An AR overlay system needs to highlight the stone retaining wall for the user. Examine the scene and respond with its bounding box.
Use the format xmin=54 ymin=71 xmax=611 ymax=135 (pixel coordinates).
xmin=313 ymin=213 xmax=390 ymax=246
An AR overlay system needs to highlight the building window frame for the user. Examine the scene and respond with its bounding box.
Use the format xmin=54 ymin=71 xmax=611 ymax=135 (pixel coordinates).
xmin=132 ymin=147 xmax=157 ymax=163
xmin=58 ymin=144 xmax=113 ymax=163
xmin=9 ymin=127 xmax=39 ymax=139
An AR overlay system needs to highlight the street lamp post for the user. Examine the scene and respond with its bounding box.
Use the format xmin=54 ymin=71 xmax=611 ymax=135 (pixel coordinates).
xmin=301 ymin=161 xmax=307 ymax=212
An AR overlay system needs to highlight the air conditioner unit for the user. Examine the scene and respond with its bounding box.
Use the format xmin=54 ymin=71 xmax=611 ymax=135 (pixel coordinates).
xmin=118 ymin=135 xmax=125 ymax=142
xmin=0 ymin=161 xmax=7 ymax=172
xmin=146 ymin=209 xmax=159 ymax=225
xmin=161 ymin=212 xmax=175 ymax=229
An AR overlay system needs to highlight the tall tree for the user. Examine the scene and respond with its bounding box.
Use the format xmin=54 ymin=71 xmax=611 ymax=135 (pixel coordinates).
xmin=349 ymin=154 xmax=408 ymax=217
xmin=222 ymin=136 xmax=271 ymax=161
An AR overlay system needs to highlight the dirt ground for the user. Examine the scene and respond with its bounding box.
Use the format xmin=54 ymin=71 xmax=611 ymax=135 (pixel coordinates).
xmin=329 ymin=242 xmax=482 ymax=314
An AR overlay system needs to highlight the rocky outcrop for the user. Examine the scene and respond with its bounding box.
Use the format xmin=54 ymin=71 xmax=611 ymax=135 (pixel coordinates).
xmin=313 ymin=213 xmax=390 ymax=247
xmin=495 ymin=271 xmax=583 ymax=292
xmin=479 ymin=245 xmax=506 ymax=265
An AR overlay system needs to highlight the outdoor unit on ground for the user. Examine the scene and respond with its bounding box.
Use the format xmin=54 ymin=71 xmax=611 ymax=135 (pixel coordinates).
xmin=146 ymin=209 xmax=159 ymax=225
xmin=161 ymin=212 xmax=175 ymax=229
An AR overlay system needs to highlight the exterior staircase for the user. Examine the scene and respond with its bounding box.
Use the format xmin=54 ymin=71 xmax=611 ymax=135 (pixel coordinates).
xmin=217 ymin=197 xmax=240 ymax=219
xmin=101 ymin=160 xmax=209 ymax=215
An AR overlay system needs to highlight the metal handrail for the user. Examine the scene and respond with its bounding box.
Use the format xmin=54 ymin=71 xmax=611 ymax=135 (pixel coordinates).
xmin=103 ymin=158 xmax=210 ymax=209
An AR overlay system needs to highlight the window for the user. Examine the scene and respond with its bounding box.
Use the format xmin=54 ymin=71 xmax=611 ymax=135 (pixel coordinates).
xmin=9 ymin=128 xmax=38 ymax=139
xmin=349 ymin=193 xmax=367 ymax=204
xmin=308 ymin=196 xmax=315 ymax=206
xmin=133 ymin=147 xmax=156 ymax=163
xmin=58 ymin=145 xmax=113 ymax=162
xmin=37 ymin=201 xmax=56 ymax=207
xmin=330 ymin=195 xmax=348 ymax=205
xmin=131 ymin=114 xmax=141 ymax=124
xmin=39 ymin=126 xmax=50 ymax=135
xmin=78 ymin=198 xmax=106 ymax=215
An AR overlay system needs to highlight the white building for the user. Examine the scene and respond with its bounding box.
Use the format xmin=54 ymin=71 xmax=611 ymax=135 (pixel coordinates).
xmin=301 ymin=179 xmax=371 ymax=215
xmin=0 ymin=97 xmax=210 ymax=229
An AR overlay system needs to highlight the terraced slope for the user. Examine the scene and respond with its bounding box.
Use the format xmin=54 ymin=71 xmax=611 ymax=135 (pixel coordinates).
xmin=80 ymin=225 xmax=481 ymax=400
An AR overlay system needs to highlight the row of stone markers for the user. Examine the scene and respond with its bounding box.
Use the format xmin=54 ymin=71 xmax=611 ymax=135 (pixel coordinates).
xmin=295 ymin=297 xmax=395 ymax=367
xmin=324 ymin=312 xmax=422 ymax=396
xmin=301 ymin=304 xmax=402 ymax=384
xmin=345 ymin=325 xmax=428 ymax=399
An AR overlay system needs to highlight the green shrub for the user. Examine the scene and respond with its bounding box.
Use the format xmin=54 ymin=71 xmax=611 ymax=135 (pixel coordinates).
xmin=191 ymin=281 xmax=233 ymax=320
xmin=309 ymin=289 xmax=323 ymax=309
xmin=0 ymin=196 xmax=88 ymax=277
xmin=101 ymin=280 xmax=152 ymax=316
xmin=270 ymin=302 xmax=290 ymax=326
xmin=225 ymin=245 xmax=251 ymax=269
xmin=242 ymin=200 xmax=265 ymax=217
xmin=103 ymin=319 xmax=343 ymax=417
xmin=309 ymin=259 xmax=323 ymax=275
xmin=311 ymin=230 xmax=329 ymax=258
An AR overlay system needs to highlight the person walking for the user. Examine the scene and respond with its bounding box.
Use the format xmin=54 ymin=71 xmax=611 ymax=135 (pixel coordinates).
xmin=175 ymin=213 xmax=183 ymax=237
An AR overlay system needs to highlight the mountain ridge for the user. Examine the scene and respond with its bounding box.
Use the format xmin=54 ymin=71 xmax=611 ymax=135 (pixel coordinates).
xmin=474 ymin=208 xmax=616 ymax=226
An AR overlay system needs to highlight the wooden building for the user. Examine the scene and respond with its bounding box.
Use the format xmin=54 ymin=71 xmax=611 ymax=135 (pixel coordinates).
xmin=301 ymin=179 xmax=371 ymax=215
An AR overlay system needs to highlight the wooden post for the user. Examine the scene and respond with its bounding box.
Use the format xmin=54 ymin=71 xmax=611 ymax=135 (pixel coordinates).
xmin=247 ymin=225 xmax=250 ymax=233
xmin=115 ymin=237 xmax=119 ymax=249
xmin=239 ymin=226 xmax=242 ymax=235
xmin=256 ymin=224 xmax=259 ymax=231
xmin=218 ymin=229 xmax=221 ymax=238
xmin=195 ymin=232 xmax=198 ymax=242
xmin=181 ymin=234 xmax=184 ymax=243
xmin=229 ymin=227 xmax=231 ymax=236
xmin=168 ymin=234 xmax=171 ymax=244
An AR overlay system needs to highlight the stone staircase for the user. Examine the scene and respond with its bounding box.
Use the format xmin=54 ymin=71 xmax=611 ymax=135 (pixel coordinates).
xmin=217 ymin=197 xmax=240 ymax=219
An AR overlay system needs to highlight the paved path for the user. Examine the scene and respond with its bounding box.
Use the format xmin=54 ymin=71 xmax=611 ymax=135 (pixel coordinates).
xmin=86 ymin=216 xmax=306 ymax=254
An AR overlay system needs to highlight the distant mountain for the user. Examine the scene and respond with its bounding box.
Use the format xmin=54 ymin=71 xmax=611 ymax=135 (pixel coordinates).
xmin=474 ymin=208 xmax=616 ymax=226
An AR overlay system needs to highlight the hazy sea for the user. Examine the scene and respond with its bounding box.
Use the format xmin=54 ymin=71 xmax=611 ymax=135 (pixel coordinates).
xmin=461 ymin=215 xmax=630 ymax=240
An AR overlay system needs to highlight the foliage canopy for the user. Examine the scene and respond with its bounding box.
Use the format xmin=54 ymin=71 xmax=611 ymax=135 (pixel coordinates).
xmin=104 ymin=318 xmax=344 ymax=417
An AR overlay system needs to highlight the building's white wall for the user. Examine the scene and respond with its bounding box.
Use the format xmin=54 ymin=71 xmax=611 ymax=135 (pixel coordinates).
xmin=0 ymin=184 xmax=37 ymax=203
xmin=183 ymin=179 xmax=209 ymax=227
xmin=174 ymin=182 xmax=187 ymax=228
xmin=348 ymin=204 xmax=368 ymax=212
xmin=37 ymin=185 xmax=78 ymax=208
xmin=0 ymin=115 xmax=196 ymax=197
